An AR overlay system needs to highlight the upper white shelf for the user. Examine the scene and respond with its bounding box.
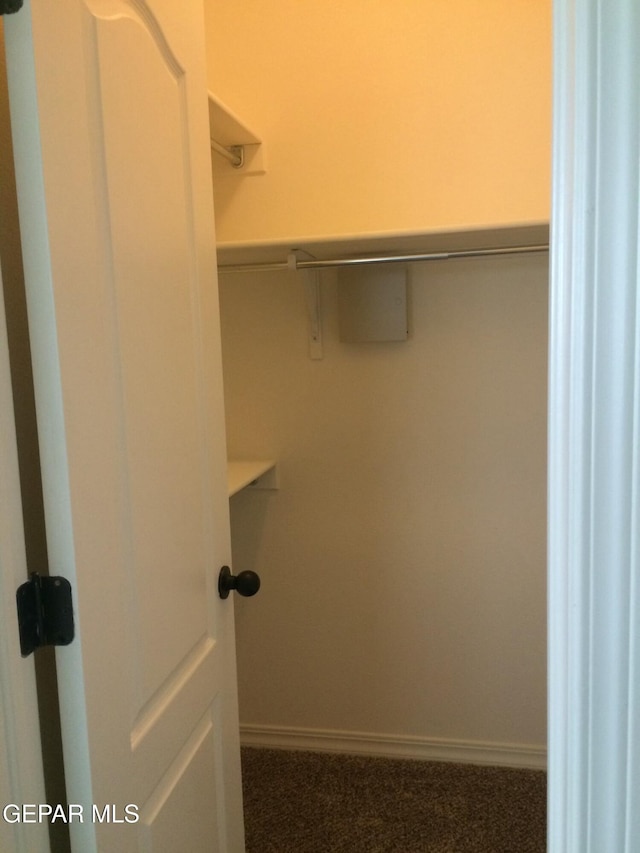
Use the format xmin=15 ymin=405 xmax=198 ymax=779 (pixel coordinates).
xmin=227 ymin=460 xmax=277 ymax=497
xmin=208 ymin=93 xmax=265 ymax=175
xmin=215 ymin=222 xmax=549 ymax=269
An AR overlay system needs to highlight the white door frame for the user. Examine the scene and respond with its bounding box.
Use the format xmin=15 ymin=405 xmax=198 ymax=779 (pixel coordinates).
xmin=548 ymin=1 xmax=640 ymax=850
xmin=0 ymin=260 xmax=50 ymax=853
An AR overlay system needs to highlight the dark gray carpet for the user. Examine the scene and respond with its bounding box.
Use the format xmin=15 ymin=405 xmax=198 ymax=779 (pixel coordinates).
xmin=241 ymin=747 xmax=546 ymax=852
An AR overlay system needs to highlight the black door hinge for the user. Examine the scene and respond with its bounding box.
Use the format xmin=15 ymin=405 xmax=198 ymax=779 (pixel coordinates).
xmin=0 ymin=0 xmax=23 ymax=14
xmin=16 ymin=573 xmax=75 ymax=657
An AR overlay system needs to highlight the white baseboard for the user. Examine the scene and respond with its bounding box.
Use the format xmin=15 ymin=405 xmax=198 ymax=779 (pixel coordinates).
xmin=239 ymin=724 xmax=547 ymax=770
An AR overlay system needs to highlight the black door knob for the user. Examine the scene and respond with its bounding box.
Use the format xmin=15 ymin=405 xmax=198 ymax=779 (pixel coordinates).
xmin=218 ymin=565 xmax=261 ymax=599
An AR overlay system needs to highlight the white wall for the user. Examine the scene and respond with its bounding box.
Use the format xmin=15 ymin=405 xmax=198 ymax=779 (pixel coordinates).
xmin=219 ymin=250 xmax=547 ymax=762
xmin=204 ymin=0 xmax=551 ymax=246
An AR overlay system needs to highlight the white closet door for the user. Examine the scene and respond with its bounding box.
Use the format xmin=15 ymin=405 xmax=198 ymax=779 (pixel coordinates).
xmin=4 ymin=1 xmax=244 ymax=850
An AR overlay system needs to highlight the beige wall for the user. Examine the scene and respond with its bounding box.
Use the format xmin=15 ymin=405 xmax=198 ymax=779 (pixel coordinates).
xmin=204 ymin=0 xmax=551 ymax=246
xmin=219 ymin=251 xmax=548 ymax=756
xmin=210 ymin=0 xmax=550 ymax=762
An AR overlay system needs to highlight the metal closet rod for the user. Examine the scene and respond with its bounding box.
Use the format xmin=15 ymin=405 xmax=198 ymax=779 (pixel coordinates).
xmin=217 ymin=242 xmax=550 ymax=273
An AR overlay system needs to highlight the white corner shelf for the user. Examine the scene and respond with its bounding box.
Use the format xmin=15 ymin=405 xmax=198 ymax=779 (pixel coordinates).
xmin=227 ymin=460 xmax=277 ymax=497
xmin=208 ymin=93 xmax=266 ymax=176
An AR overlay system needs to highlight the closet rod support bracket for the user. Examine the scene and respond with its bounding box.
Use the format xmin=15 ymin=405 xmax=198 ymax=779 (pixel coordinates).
xmin=211 ymin=139 xmax=244 ymax=169
xmin=289 ymin=250 xmax=323 ymax=360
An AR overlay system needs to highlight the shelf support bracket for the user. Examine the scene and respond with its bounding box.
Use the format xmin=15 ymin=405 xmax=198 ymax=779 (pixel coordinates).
xmin=289 ymin=250 xmax=323 ymax=360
